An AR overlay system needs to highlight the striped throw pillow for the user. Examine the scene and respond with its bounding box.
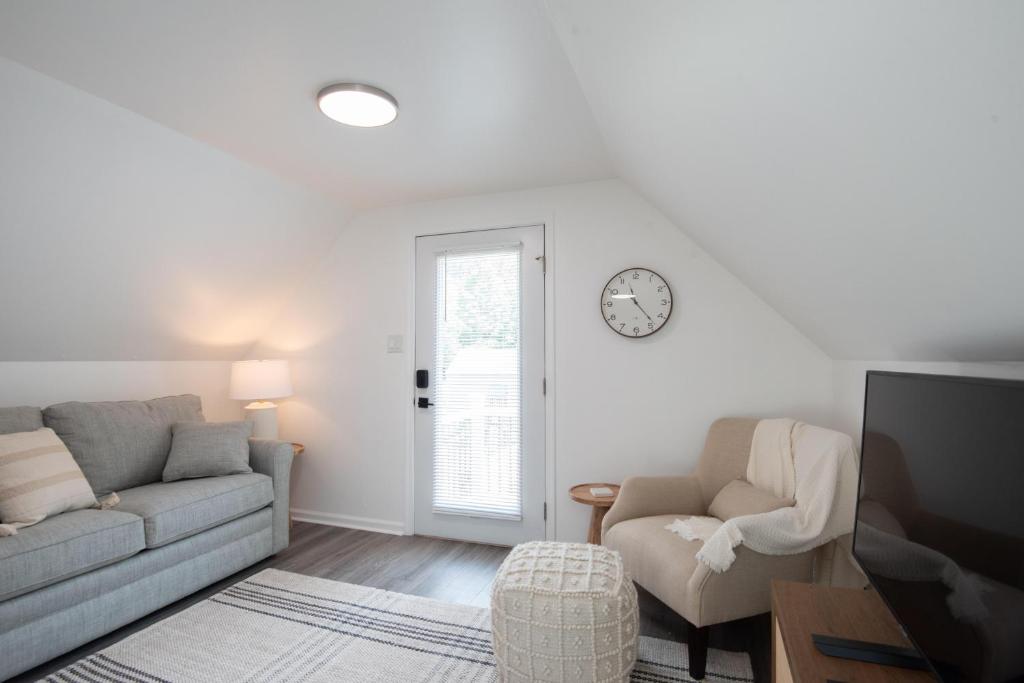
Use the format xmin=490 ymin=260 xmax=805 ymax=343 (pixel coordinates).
xmin=0 ymin=428 xmax=97 ymax=536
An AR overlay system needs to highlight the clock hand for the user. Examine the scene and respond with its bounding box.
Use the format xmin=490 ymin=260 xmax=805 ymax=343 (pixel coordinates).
xmin=632 ymin=298 xmax=653 ymax=321
xmin=624 ymin=282 xmax=650 ymax=320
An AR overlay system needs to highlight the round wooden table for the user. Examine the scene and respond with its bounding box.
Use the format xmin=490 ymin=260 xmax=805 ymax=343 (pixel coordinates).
xmin=569 ymin=483 xmax=620 ymax=545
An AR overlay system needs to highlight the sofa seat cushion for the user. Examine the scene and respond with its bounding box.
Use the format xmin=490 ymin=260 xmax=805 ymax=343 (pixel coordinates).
xmin=0 ymin=509 xmax=144 ymax=601
xmin=114 ymin=473 xmax=273 ymax=548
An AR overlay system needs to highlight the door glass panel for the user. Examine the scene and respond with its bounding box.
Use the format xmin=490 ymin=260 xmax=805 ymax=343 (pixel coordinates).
xmin=432 ymin=244 xmax=522 ymax=519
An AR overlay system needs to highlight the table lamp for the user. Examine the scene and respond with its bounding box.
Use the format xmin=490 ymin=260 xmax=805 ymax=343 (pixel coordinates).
xmin=229 ymin=359 xmax=292 ymax=439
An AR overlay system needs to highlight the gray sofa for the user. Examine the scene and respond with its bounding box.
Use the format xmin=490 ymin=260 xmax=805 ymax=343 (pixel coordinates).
xmin=0 ymin=395 xmax=292 ymax=681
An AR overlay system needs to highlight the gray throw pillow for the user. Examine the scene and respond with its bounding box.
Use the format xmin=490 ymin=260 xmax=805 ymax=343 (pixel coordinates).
xmin=162 ymin=421 xmax=254 ymax=482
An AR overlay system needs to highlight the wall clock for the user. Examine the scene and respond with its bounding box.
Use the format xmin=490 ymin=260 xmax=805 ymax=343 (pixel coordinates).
xmin=601 ymin=267 xmax=673 ymax=337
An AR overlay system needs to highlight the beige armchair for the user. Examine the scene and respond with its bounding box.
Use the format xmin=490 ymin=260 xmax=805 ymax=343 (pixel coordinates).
xmin=602 ymin=418 xmax=816 ymax=680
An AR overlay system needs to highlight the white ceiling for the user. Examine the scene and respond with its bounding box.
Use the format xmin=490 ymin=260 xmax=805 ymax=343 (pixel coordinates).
xmin=1 ymin=1 xmax=1022 ymax=362
xmin=545 ymin=0 xmax=1024 ymax=361
xmin=0 ymin=0 xmax=613 ymax=209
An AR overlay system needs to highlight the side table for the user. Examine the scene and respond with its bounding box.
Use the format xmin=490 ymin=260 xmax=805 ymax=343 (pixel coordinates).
xmin=569 ymin=482 xmax=620 ymax=544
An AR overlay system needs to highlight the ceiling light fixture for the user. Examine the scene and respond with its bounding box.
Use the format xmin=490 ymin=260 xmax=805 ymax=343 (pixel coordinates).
xmin=317 ymin=83 xmax=398 ymax=127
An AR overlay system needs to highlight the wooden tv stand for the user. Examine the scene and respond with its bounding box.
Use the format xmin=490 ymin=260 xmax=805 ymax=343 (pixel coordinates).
xmin=771 ymin=580 xmax=935 ymax=682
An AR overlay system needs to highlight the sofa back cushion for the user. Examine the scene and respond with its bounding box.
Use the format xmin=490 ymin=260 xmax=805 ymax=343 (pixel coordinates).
xmin=0 ymin=406 xmax=44 ymax=435
xmin=43 ymin=395 xmax=205 ymax=495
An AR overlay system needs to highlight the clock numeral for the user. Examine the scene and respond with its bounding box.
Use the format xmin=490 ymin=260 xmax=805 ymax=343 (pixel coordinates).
xmin=608 ymin=314 xmax=616 ymax=321
xmin=632 ymin=272 xmax=640 ymax=279
xmin=633 ymin=326 xmax=640 ymax=335
xmin=619 ymin=277 xmax=624 ymax=285
xmin=661 ymin=299 xmax=669 ymax=305
xmin=657 ymin=286 xmax=664 ymax=292
xmin=657 ymin=312 xmax=665 ymax=319
xmin=605 ymin=301 xmax=613 ymax=307
xmin=648 ymin=322 xmax=654 ymax=329
xmin=610 ymin=288 xmax=618 ymax=295
xmin=619 ymin=323 xmax=626 ymax=331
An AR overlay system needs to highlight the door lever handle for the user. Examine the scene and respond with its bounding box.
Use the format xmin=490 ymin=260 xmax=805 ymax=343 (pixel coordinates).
xmin=417 ymin=397 xmax=435 ymax=409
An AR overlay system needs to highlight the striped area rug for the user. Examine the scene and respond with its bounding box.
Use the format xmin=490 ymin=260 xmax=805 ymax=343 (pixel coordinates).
xmin=44 ymin=569 xmax=753 ymax=682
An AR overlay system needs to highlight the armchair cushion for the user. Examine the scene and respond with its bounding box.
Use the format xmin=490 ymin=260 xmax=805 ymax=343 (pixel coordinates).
xmin=605 ymin=514 xmax=702 ymax=616
xmin=693 ymin=417 xmax=759 ymax=507
xmin=604 ymin=513 xmax=814 ymax=627
xmin=708 ymin=480 xmax=793 ymax=521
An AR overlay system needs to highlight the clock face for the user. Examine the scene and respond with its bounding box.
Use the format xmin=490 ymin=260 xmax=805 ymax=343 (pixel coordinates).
xmin=601 ymin=267 xmax=673 ymax=337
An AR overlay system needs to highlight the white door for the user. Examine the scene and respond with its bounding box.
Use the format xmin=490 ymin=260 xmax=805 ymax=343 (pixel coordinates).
xmin=414 ymin=225 xmax=546 ymax=545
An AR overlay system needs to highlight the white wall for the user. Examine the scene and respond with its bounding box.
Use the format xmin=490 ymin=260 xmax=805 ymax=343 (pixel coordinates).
xmin=0 ymin=362 xmax=242 ymax=421
xmin=0 ymin=56 xmax=349 ymax=362
xmin=832 ymin=361 xmax=1024 ymax=445
xmin=0 ymin=57 xmax=350 ymax=423
xmin=255 ymin=179 xmax=834 ymax=540
xmin=546 ymin=1 xmax=1024 ymax=362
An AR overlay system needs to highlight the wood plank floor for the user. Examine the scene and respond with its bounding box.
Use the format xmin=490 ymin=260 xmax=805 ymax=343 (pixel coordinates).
xmin=14 ymin=522 xmax=770 ymax=682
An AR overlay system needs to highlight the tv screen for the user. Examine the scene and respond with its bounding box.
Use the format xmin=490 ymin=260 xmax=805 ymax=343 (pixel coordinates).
xmin=853 ymin=371 xmax=1024 ymax=682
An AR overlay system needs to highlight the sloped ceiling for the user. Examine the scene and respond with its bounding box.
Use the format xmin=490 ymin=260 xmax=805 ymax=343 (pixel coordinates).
xmin=0 ymin=0 xmax=612 ymax=208
xmin=1 ymin=1 xmax=1021 ymax=363
xmin=544 ymin=1 xmax=1024 ymax=361
xmin=0 ymin=56 xmax=348 ymax=360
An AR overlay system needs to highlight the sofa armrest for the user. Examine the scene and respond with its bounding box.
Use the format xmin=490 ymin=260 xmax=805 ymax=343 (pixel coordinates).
xmin=249 ymin=438 xmax=294 ymax=554
xmin=602 ymin=475 xmax=706 ymax=540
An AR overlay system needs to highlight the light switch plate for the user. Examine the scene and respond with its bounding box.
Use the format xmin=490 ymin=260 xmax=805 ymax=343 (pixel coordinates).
xmin=386 ymin=334 xmax=404 ymax=353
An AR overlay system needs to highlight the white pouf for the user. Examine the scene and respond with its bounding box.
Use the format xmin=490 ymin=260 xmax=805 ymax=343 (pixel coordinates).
xmin=491 ymin=541 xmax=638 ymax=682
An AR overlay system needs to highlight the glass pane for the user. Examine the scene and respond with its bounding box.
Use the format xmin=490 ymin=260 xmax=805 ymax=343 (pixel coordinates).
xmin=433 ymin=245 xmax=522 ymax=519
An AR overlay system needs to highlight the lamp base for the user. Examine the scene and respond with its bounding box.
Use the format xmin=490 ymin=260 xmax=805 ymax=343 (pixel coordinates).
xmin=244 ymin=401 xmax=279 ymax=439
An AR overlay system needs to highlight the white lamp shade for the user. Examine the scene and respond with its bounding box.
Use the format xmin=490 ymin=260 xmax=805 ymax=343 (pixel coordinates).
xmin=229 ymin=360 xmax=292 ymax=400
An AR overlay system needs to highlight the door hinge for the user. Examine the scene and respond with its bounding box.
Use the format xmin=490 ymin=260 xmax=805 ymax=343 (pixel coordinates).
xmin=542 ymin=377 xmax=547 ymax=395
xmin=535 ymin=254 xmax=546 ymax=274
xmin=543 ymin=502 xmax=547 ymax=521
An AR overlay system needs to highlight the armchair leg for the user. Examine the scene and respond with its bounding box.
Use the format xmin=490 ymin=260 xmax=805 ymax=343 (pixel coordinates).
xmin=687 ymin=623 xmax=710 ymax=680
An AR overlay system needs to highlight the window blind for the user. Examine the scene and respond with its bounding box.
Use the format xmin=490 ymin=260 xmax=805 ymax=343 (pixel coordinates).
xmin=432 ymin=244 xmax=523 ymax=520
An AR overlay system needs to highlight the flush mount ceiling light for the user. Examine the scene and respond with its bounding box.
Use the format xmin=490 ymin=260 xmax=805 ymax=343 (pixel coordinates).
xmin=317 ymin=83 xmax=398 ymax=127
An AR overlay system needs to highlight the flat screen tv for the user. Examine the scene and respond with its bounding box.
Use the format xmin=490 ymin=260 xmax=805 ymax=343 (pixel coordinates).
xmin=853 ymin=371 xmax=1024 ymax=682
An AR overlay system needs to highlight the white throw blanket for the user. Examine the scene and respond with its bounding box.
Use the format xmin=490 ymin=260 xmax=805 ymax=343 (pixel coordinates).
xmin=746 ymin=418 xmax=797 ymax=500
xmin=667 ymin=418 xmax=859 ymax=573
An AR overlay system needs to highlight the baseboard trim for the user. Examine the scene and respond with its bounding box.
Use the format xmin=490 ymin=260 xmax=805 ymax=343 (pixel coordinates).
xmin=289 ymin=508 xmax=406 ymax=536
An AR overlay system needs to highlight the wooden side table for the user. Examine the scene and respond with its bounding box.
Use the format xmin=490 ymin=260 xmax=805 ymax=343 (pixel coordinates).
xmin=771 ymin=579 xmax=933 ymax=682
xmin=288 ymin=443 xmax=304 ymax=528
xmin=569 ymin=483 xmax=620 ymax=544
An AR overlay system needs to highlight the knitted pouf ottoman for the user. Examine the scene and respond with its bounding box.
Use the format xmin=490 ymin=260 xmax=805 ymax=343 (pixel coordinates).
xmin=491 ymin=541 xmax=638 ymax=683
